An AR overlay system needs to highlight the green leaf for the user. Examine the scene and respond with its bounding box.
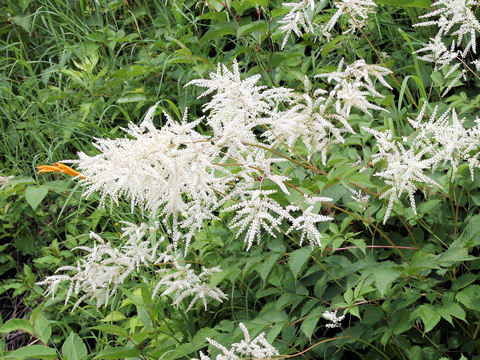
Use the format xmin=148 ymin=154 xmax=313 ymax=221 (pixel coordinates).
xmin=257 ymin=252 xmax=283 ymax=282
xmin=416 ymin=304 xmax=441 ymax=333
xmin=101 ymin=311 xmax=127 ymax=322
xmin=33 ymin=314 xmax=51 ymax=344
xmin=5 ymin=345 xmax=57 ymax=359
xmin=116 ymin=94 xmax=147 ymax=103
xmin=24 ymin=185 xmax=48 ymax=210
xmin=94 ymin=347 xmax=141 ymax=359
xmin=453 ymin=274 xmax=477 ymax=291
xmin=202 ymin=22 xmax=237 ymax=42
xmin=301 ymin=311 xmax=322 ymax=339
xmin=321 ymin=35 xmax=348 ymax=60
xmin=62 ymin=333 xmax=88 ymax=360
xmin=458 ymin=215 xmax=480 ymax=247
xmin=437 ymin=301 xmax=466 ymax=324
xmin=375 ymin=0 xmax=432 ymax=8
xmin=90 ymin=324 xmax=128 ymax=337
xmin=288 ymin=247 xmax=312 ymax=280
xmin=0 ymin=319 xmax=34 ymax=335
xmin=374 ymin=267 xmax=402 ymax=296
xmin=237 ymin=21 xmax=267 ymax=37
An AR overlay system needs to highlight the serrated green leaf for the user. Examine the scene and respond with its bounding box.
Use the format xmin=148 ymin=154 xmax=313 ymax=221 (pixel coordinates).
xmin=90 ymin=324 xmax=128 ymax=337
xmin=5 ymin=345 xmax=57 ymax=359
xmin=237 ymin=21 xmax=267 ymax=37
xmin=301 ymin=312 xmax=321 ymax=339
xmin=257 ymin=252 xmax=282 ymax=282
xmin=202 ymin=22 xmax=237 ymax=42
xmin=94 ymin=347 xmax=141 ymax=359
xmin=321 ymin=35 xmax=348 ymax=60
xmin=24 ymin=185 xmax=48 ymax=210
xmin=288 ymin=247 xmax=312 ymax=280
xmin=0 ymin=319 xmax=34 ymax=335
xmin=375 ymin=0 xmax=431 ymax=7
xmin=62 ymin=332 xmax=88 ymax=360
xmin=437 ymin=301 xmax=466 ymax=324
xmin=374 ymin=267 xmax=402 ymax=296
xmin=33 ymin=314 xmax=51 ymax=344
xmin=416 ymin=304 xmax=441 ymax=332
xmin=453 ymin=274 xmax=477 ymax=291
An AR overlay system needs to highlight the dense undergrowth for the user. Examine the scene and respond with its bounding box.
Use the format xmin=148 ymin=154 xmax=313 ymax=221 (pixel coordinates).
xmin=1 ymin=0 xmax=480 ymax=359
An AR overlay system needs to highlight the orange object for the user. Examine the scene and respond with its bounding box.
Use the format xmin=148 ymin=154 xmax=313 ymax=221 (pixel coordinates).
xmin=36 ymin=162 xmax=86 ymax=179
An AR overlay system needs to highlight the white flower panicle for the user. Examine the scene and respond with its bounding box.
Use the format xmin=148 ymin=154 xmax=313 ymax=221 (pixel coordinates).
xmin=413 ymin=0 xmax=480 ymax=96
xmin=364 ymin=127 xmax=439 ymax=223
xmin=316 ymin=59 xmax=392 ymax=132
xmin=224 ymin=189 xmax=295 ymax=251
xmin=323 ymin=0 xmax=377 ymax=38
xmin=409 ymin=104 xmax=480 ymax=180
xmin=322 ymin=309 xmax=346 ymax=328
xmin=186 ymin=59 xmax=294 ymax=159
xmin=36 ymin=227 xmax=160 ymax=309
xmin=191 ymin=322 xmax=279 ymax=360
xmin=365 ymin=103 xmax=480 ymax=222
xmin=278 ymin=0 xmax=316 ymax=49
xmin=153 ymin=262 xmax=227 ymax=312
xmin=37 ymin=223 xmax=226 ymax=312
xmin=74 ymin=111 xmax=229 ymax=251
xmin=287 ymin=196 xmax=333 ymax=247
xmin=414 ymin=0 xmax=480 ymax=56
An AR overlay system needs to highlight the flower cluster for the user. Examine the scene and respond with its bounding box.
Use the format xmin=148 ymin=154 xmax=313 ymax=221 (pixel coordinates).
xmin=278 ymin=0 xmax=315 ymax=49
xmin=365 ymin=103 xmax=480 ymax=222
xmin=413 ymin=0 xmax=480 ymax=95
xmin=322 ymin=309 xmax=346 ymax=328
xmin=37 ymin=223 xmax=226 ymax=311
xmin=191 ymin=322 xmax=279 ymax=360
xmin=323 ymin=0 xmax=377 ymax=39
xmin=153 ymin=258 xmax=227 ymax=311
xmin=74 ymin=108 xmax=230 ymax=251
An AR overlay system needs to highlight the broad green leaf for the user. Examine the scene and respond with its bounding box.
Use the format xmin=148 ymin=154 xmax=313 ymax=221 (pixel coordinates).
xmin=237 ymin=21 xmax=267 ymax=37
xmin=90 ymin=324 xmax=128 ymax=337
xmin=33 ymin=313 xmax=51 ymax=344
xmin=321 ymin=35 xmax=348 ymax=60
xmin=301 ymin=311 xmax=322 ymax=339
xmin=374 ymin=267 xmax=402 ymax=296
xmin=257 ymin=252 xmax=283 ymax=282
xmin=453 ymin=274 xmax=477 ymax=291
xmin=94 ymin=347 xmax=141 ymax=359
xmin=202 ymin=22 xmax=237 ymax=42
xmin=375 ymin=0 xmax=432 ymax=7
xmin=24 ymin=185 xmax=48 ymax=210
xmin=101 ymin=311 xmax=127 ymax=322
xmin=437 ymin=301 xmax=466 ymax=324
xmin=62 ymin=333 xmax=88 ymax=360
xmin=116 ymin=94 xmax=147 ymax=103
xmin=0 ymin=319 xmax=34 ymax=335
xmin=458 ymin=215 xmax=480 ymax=247
xmin=391 ymin=311 xmax=414 ymax=335
xmin=456 ymin=285 xmax=480 ymax=311
xmin=288 ymin=247 xmax=312 ymax=280
xmin=5 ymin=345 xmax=57 ymax=359
xmin=437 ymin=246 xmax=475 ymax=265
xmin=416 ymin=304 xmax=441 ymax=333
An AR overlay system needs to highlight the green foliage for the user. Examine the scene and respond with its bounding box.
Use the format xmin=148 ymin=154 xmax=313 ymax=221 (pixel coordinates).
xmin=1 ymin=0 xmax=480 ymax=359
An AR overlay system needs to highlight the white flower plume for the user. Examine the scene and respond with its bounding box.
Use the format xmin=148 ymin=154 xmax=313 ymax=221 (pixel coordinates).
xmin=153 ymin=262 xmax=227 ymax=312
xmin=191 ymin=322 xmax=279 ymax=360
xmin=278 ymin=0 xmax=315 ymax=49
xmin=36 ymin=226 xmax=160 ymax=309
xmin=224 ymin=189 xmax=294 ymax=251
xmin=323 ymin=0 xmax=377 ymax=39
